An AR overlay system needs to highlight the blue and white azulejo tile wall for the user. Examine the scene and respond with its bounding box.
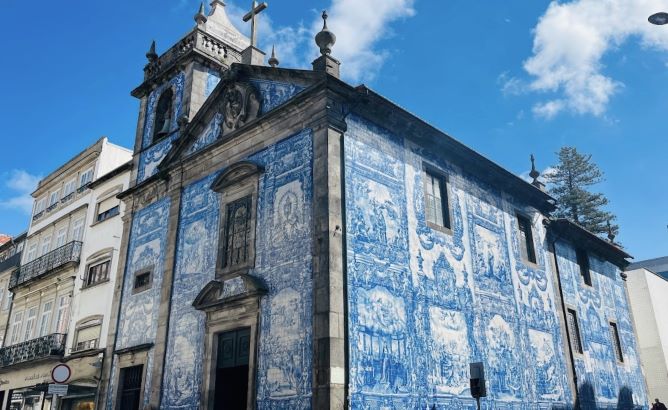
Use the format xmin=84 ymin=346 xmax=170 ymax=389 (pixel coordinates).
xmin=137 ymin=72 xmax=185 ymax=183
xmin=160 ymin=128 xmax=314 ymax=409
xmin=107 ymin=197 xmax=171 ymax=409
xmin=555 ymin=241 xmax=648 ymax=408
xmin=344 ymin=113 xmax=573 ymax=409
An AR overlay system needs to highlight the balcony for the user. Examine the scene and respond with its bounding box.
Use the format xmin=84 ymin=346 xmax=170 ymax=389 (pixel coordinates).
xmin=10 ymin=241 xmax=82 ymax=289
xmin=0 ymin=252 xmax=21 ymax=274
xmin=0 ymin=333 xmax=66 ymax=368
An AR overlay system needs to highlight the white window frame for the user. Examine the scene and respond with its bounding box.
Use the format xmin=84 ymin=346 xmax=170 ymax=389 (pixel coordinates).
xmin=54 ymin=295 xmax=70 ymax=334
xmin=48 ymin=190 xmax=60 ymax=206
xmin=23 ymin=306 xmax=37 ymax=342
xmin=63 ymin=178 xmax=77 ymax=197
xmin=26 ymin=243 xmax=38 ymax=262
xmin=41 ymin=235 xmax=52 ymax=256
xmin=79 ymin=168 xmax=94 ymax=188
xmin=9 ymin=311 xmax=23 ymax=345
xmin=38 ymin=300 xmax=53 ymax=337
xmin=55 ymin=227 xmax=67 ymax=248
xmin=72 ymin=217 xmax=85 ymax=242
xmin=34 ymin=197 xmax=46 ymax=214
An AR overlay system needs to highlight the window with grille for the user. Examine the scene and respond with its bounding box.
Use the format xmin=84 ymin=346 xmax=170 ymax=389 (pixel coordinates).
xmin=516 ymin=213 xmax=537 ymax=263
xmin=576 ymin=248 xmax=592 ymax=286
xmin=609 ymin=322 xmax=624 ymax=362
xmin=424 ymin=169 xmax=451 ymax=229
xmin=222 ymin=196 xmax=252 ymax=269
xmin=118 ymin=365 xmax=144 ymax=410
xmin=133 ymin=268 xmax=152 ymax=294
xmin=85 ymin=260 xmax=111 ymax=287
xmin=567 ymin=308 xmax=583 ymax=354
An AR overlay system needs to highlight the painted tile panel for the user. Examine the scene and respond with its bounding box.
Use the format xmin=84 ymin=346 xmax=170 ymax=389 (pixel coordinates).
xmin=160 ymin=129 xmax=313 ymax=409
xmin=344 ymin=114 xmax=574 ymax=409
xmin=555 ymin=241 xmax=648 ymax=408
xmin=186 ymin=79 xmax=305 ymax=157
xmin=106 ymin=197 xmax=170 ymax=409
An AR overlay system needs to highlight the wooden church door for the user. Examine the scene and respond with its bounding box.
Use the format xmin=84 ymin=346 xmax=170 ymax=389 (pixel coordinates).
xmin=214 ymin=327 xmax=251 ymax=409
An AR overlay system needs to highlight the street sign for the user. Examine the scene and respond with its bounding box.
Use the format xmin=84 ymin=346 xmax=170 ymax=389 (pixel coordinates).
xmin=51 ymin=364 xmax=72 ymax=384
xmin=48 ymin=384 xmax=68 ymax=396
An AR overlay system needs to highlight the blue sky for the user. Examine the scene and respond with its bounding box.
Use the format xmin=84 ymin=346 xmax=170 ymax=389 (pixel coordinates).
xmin=1 ymin=0 xmax=667 ymax=260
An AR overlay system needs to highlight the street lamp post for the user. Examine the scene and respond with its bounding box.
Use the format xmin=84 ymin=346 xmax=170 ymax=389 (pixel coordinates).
xmin=648 ymin=12 xmax=668 ymax=25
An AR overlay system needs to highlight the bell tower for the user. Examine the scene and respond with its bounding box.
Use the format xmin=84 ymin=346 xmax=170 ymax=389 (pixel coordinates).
xmin=130 ymin=1 xmax=252 ymax=184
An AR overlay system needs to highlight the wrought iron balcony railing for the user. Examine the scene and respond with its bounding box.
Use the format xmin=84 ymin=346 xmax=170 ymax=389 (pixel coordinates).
xmin=0 ymin=333 xmax=66 ymax=368
xmin=10 ymin=241 xmax=82 ymax=289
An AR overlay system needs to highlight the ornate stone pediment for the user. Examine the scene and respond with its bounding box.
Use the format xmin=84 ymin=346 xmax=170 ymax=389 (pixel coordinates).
xmin=210 ymin=160 xmax=263 ymax=192
xmin=218 ymin=83 xmax=260 ymax=136
xmin=192 ymin=274 xmax=267 ymax=311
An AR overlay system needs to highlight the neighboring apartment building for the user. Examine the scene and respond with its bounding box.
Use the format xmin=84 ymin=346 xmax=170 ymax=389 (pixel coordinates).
xmin=626 ymin=257 xmax=668 ymax=402
xmin=0 ymin=137 xmax=131 ymax=410
xmin=0 ymin=233 xmax=26 ymax=348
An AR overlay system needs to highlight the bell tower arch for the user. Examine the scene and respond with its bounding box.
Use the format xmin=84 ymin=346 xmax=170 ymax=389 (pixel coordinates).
xmin=130 ymin=1 xmax=252 ymax=184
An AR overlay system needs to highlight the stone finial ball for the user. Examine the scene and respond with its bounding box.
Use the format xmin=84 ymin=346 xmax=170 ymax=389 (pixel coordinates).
xmin=315 ymin=10 xmax=336 ymax=55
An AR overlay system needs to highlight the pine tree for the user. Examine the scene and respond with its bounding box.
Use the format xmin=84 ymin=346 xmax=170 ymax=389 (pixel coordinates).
xmin=546 ymin=147 xmax=619 ymax=238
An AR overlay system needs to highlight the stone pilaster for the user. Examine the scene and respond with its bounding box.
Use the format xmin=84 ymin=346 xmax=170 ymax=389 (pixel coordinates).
xmin=312 ymin=123 xmax=347 ymax=409
xmin=148 ymin=172 xmax=184 ymax=407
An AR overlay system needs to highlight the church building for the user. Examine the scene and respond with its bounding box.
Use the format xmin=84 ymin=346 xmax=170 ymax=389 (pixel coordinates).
xmin=98 ymin=2 xmax=648 ymax=409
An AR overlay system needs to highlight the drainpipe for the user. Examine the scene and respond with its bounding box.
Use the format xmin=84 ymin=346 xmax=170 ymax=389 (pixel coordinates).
xmin=548 ymin=238 xmax=578 ymax=405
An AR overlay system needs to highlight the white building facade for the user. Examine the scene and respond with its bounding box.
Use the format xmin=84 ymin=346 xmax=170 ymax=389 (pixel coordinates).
xmin=626 ymin=258 xmax=668 ymax=402
xmin=0 ymin=137 xmax=131 ymax=410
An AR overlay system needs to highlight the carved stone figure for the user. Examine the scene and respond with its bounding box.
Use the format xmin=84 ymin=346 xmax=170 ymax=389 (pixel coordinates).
xmin=219 ymin=83 xmax=260 ymax=135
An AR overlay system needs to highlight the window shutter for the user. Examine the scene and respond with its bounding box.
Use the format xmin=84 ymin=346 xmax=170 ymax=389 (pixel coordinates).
xmin=77 ymin=324 xmax=101 ymax=343
xmin=98 ymin=197 xmax=118 ymax=214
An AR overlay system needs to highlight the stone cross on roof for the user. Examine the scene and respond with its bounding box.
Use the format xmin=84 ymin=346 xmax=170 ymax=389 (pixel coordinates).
xmin=242 ymin=1 xmax=268 ymax=48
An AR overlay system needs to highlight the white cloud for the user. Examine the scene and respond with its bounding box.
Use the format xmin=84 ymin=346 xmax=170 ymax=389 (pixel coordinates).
xmin=0 ymin=170 xmax=41 ymax=214
xmin=224 ymin=0 xmax=416 ymax=83
xmin=523 ymin=0 xmax=668 ymax=118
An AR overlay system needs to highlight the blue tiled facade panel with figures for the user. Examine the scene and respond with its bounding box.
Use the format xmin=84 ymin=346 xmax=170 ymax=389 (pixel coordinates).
xmin=107 ymin=197 xmax=171 ymax=409
xmin=344 ymin=113 xmax=577 ymax=409
xmin=554 ymin=241 xmax=647 ymax=408
xmin=160 ymin=129 xmax=314 ymax=409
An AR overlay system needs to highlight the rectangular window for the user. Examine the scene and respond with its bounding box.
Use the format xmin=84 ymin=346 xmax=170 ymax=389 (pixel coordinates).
xmin=48 ymin=190 xmax=60 ymax=207
xmin=63 ymin=178 xmax=77 ymax=198
xmin=34 ymin=197 xmax=46 ymax=214
xmin=26 ymin=243 xmax=38 ymax=262
xmin=74 ymin=323 xmax=101 ymax=352
xmin=3 ymin=290 xmax=12 ymax=311
xmin=23 ymin=306 xmax=37 ymax=342
xmin=576 ymin=248 xmax=592 ymax=286
xmin=222 ymin=196 xmax=252 ymax=268
xmin=567 ymin=308 xmax=584 ymax=354
xmin=133 ymin=269 xmax=152 ymax=293
xmin=38 ymin=301 xmax=53 ymax=336
xmin=85 ymin=260 xmax=110 ymax=287
xmin=72 ymin=217 xmax=85 ymax=241
xmin=118 ymin=365 xmax=144 ymax=410
xmin=424 ymin=170 xmax=451 ymax=229
xmin=55 ymin=228 xmax=67 ymax=248
xmin=516 ymin=213 xmax=537 ymax=263
xmin=54 ymin=295 xmax=70 ymax=334
xmin=41 ymin=235 xmax=52 ymax=256
xmin=9 ymin=311 xmax=23 ymax=345
xmin=79 ymin=168 xmax=94 ymax=188
xmin=610 ymin=322 xmax=624 ymax=362
xmin=97 ymin=198 xmax=120 ymax=223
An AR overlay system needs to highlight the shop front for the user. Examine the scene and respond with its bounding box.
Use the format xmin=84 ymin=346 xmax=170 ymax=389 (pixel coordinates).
xmin=0 ymin=355 xmax=101 ymax=410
